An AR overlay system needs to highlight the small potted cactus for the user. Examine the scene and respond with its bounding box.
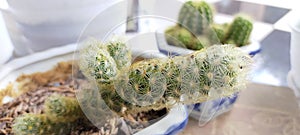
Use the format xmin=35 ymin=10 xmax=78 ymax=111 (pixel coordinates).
xmin=163 ymin=1 xmax=257 ymax=53
xmin=160 ymin=0 xmax=257 ymax=123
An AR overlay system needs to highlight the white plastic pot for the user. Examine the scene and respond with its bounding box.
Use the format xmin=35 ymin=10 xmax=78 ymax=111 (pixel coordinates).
xmin=0 ymin=0 xmax=127 ymax=56
xmin=0 ymin=44 xmax=188 ymax=135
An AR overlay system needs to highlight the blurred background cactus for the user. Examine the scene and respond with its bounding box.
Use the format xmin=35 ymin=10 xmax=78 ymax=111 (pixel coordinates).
xmin=45 ymin=94 xmax=83 ymax=123
xmin=223 ymin=15 xmax=253 ymax=47
xmin=165 ymin=25 xmax=209 ymax=50
xmin=211 ymin=23 xmax=229 ymax=43
xmin=165 ymin=0 xmax=253 ymax=50
xmin=12 ymin=94 xmax=84 ymax=135
xmin=178 ymin=0 xmax=214 ymax=35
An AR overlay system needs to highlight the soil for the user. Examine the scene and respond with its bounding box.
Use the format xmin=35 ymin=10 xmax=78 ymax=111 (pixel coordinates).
xmin=0 ymin=61 xmax=167 ymax=135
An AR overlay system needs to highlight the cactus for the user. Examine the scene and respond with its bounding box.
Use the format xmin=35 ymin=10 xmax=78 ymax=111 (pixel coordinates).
xmin=161 ymin=56 xmax=184 ymax=102
xmin=178 ymin=1 xmax=214 ymax=35
xmin=78 ymin=39 xmax=252 ymax=114
xmin=45 ymin=94 xmax=83 ymax=123
xmin=99 ymin=84 xmax=132 ymax=113
xmin=79 ymin=41 xmax=118 ymax=84
xmin=12 ymin=113 xmax=72 ymax=135
xmin=76 ymin=82 xmax=123 ymax=127
xmin=211 ymin=23 xmax=229 ymax=43
xmin=112 ymin=44 xmax=252 ymax=113
xmin=224 ymin=15 xmax=253 ymax=47
xmin=165 ymin=25 xmax=209 ymax=50
xmin=165 ymin=25 xmax=194 ymax=49
xmin=106 ymin=41 xmax=132 ymax=70
xmin=114 ymin=59 xmax=167 ymax=109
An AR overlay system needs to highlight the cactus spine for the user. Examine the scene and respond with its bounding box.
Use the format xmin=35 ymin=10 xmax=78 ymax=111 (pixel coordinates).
xmin=45 ymin=94 xmax=83 ymax=123
xmin=178 ymin=1 xmax=214 ymax=35
xmin=224 ymin=15 xmax=253 ymax=47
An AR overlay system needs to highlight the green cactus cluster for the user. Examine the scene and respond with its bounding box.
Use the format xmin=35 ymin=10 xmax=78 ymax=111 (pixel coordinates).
xmin=79 ymin=40 xmax=131 ymax=84
xmin=12 ymin=95 xmax=79 ymax=135
xmin=78 ymin=38 xmax=252 ymax=114
xmin=223 ymin=15 xmax=253 ymax=47
xmin=78 ymin=40 xmax=132 ymax=113
xmin=165 ymin=1 xmax=253 ymax=50
xmin=45 ymin=94 xmax=82 ymax=123
xmin=114 ymin=45 xmax=252 ymax=111
xmin=106 ymin=41 xmax=132 ymax=70
xmin=76 ymin=37 xmax=253 ymax=115
xmin=76 ymin=82 xmax=123 ymax=127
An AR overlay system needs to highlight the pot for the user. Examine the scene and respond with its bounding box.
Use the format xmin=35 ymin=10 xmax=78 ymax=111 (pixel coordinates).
xmin=0 ymin=44 xmax=188 ymax=135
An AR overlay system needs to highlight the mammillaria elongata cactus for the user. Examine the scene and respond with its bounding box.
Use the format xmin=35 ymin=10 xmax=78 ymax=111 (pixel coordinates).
xmin=224 ymin=15 xmax=253 ymax=47
xmin=78 ymin=39 xmax=252 ymax=113
xmin=114 ymin=45 xmax=252 ymax=113
xmin=79 ymin=41 xmax=132 ymax=113
xmin=106 ymin=41 xmax=132 ymax=70
xmin=45 ymin=94 xmax=83 ymax=123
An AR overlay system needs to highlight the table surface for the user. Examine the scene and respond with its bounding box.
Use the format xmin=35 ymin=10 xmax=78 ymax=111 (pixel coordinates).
xmin=179 ymin=83 xmax=300 ymax=135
